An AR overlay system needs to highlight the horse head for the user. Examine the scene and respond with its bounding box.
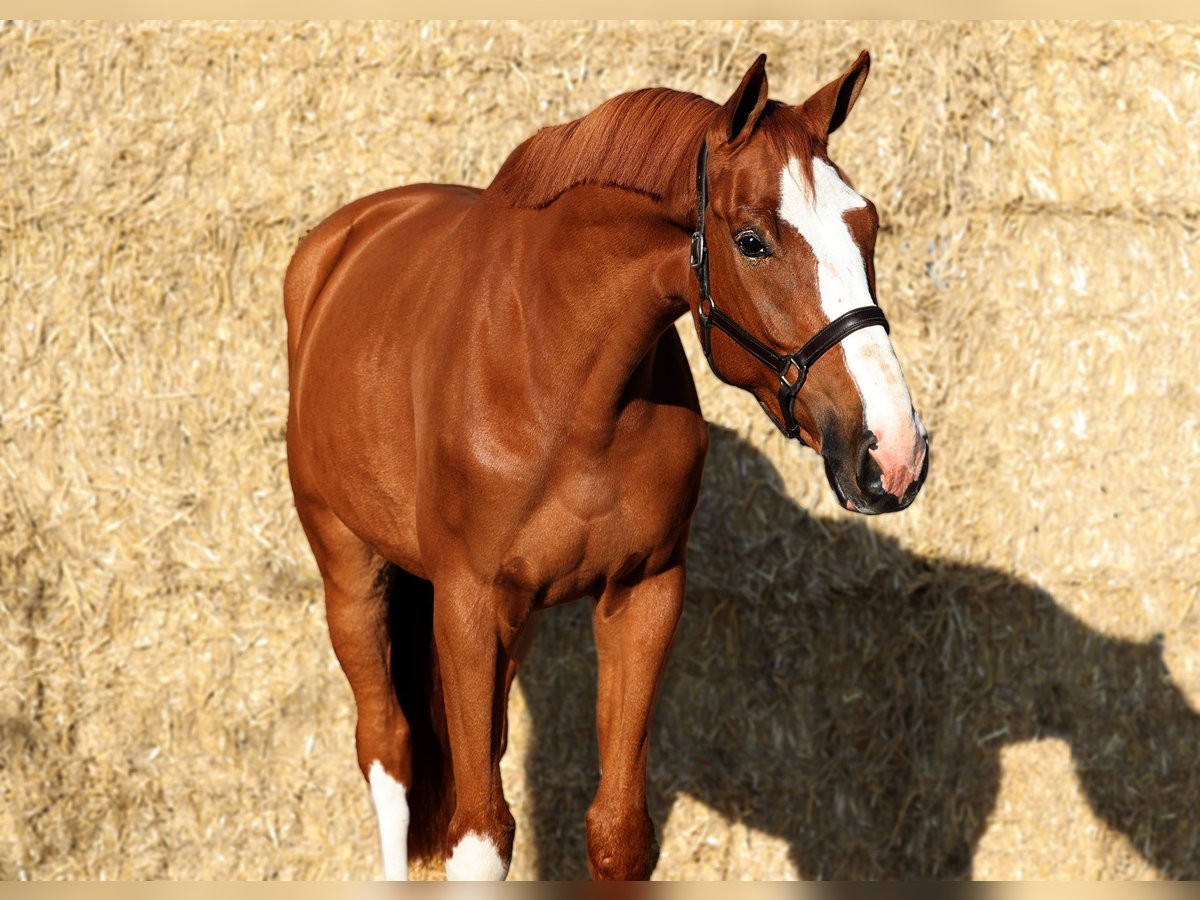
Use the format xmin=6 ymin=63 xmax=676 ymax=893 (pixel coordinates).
xmin=692 ymin=53 xmax=929 ymax=514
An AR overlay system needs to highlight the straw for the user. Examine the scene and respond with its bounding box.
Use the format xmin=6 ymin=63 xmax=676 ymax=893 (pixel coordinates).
xmin=2 ymin=21 xmax=1198 ymax=880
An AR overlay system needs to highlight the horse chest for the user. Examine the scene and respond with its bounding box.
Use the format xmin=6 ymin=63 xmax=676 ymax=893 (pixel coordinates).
xmin=468 ymin=415 xmax=705 ymax=601
xmin=492 ymin=492 xmax=671 ymax=607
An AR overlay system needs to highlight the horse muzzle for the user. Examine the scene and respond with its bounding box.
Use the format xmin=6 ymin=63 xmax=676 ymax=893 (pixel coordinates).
xmin=825 ymin=423 xmax=929 ymax=515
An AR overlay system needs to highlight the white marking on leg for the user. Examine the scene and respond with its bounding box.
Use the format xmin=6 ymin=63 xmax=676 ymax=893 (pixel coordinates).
xmin=445 ymin=831 xmax=509 ymax=881
xmin=368 ymin=760 xmax=410 ymax=881
xmin=779 ymin=156 xmax=924 ymax=493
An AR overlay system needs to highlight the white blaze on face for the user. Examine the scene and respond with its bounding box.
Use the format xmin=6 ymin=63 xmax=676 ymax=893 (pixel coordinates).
xmin=777 ymin=157 xmax=925 ymax=495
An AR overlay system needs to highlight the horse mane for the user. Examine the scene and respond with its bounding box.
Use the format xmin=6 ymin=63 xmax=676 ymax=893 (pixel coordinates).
xmin=485 ymin=88 xmax=718 ymax=211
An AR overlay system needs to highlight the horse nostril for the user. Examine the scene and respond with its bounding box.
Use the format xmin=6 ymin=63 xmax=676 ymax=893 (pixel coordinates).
xmin=856 ymin=433 xmax=890 ymax=502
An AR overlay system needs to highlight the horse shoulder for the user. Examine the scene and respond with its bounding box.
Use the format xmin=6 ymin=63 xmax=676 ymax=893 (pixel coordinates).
xmin=617 ymin=324 xmax=709 ymax=540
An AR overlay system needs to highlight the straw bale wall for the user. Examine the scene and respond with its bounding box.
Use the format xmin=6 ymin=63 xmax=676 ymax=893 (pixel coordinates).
xmin=2 ymin=21 xmax=1198 ymax=879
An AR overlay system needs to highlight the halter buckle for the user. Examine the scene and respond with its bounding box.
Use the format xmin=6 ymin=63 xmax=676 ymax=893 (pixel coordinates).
xmin=689 ymin=232 xmax=706 ymax=270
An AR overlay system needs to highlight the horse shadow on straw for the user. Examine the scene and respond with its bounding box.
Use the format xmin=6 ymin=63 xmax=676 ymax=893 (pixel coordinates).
xmin=516 ymin=424 xmax=1200 ymax=880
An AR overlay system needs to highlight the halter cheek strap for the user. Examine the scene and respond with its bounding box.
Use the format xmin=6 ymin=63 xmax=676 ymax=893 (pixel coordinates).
xmin=689 ymin=141 xmax=890 ymax=440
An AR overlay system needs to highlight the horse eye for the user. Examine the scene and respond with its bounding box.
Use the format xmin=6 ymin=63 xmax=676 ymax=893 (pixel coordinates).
xmin=735 ymin=231 xmax=771 ymax=259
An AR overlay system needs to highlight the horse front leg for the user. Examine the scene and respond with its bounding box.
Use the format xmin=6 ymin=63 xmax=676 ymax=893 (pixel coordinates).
xmin=587 ymin=562 xmax=686 ymax=880
xmin=434 ymin=576 xmax=534 ymax=880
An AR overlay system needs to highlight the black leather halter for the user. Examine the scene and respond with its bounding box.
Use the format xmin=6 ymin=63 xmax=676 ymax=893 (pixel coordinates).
xmin=689 ymin=142 xmax=890 ymax=439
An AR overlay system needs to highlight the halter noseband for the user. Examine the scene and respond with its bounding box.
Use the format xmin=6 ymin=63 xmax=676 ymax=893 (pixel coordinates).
xmin=689 ymin=141 xmax=890 ymax=440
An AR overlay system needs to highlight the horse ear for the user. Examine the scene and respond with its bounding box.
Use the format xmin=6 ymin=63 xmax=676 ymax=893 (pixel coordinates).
xmin=718 ymin=54 xmax=769 ymax=147
xmin=803 ymin=50 xmax=871 ymax=141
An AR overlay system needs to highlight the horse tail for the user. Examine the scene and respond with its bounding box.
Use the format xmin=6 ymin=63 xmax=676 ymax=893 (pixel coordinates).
xmin=386 ymin=565 xmax=455 ymax=863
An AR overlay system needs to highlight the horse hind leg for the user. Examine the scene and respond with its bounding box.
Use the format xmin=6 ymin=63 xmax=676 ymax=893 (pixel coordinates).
xmin=367 ymin=564 xmax=453 ymax=880
xmin=382 ymin=563 xmax=454 ymax=873
xmin=311 ymin=515 xmax=413 ymax=878
xmin=297 ymin=505 xmax=449 ymax=879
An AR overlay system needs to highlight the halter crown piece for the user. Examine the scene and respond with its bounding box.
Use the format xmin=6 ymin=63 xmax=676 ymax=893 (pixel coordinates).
xmin=689 ymin=141 xmax=891 ymax=439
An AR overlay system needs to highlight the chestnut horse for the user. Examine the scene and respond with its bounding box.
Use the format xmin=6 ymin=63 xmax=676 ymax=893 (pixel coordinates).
xmin=285 ymin=52 xmax=928 ymax=881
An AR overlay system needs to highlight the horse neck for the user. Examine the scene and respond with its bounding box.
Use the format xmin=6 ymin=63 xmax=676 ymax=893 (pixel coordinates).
xmin=508 ymin=193 xmax=696 ymax=435
xmin=483 ymin=91 xmax=712 ymax=433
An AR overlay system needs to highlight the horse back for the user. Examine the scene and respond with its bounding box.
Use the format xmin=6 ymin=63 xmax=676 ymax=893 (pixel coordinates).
xmin=284 ymin=184 xmax=480 ymax=365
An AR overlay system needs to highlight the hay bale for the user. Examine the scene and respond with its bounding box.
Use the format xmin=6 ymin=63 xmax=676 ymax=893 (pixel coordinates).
xmin=1 ymin=20 xmax=1197 ymax=879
